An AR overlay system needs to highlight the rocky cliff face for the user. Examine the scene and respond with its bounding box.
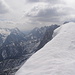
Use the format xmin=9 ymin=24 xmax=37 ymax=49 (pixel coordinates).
xmin=0 ymin=25 xmax=59 ymax=75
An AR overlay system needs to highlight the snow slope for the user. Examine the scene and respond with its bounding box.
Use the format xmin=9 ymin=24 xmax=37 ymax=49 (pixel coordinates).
xmin=16 ymin=22 xmax=75 ymax=75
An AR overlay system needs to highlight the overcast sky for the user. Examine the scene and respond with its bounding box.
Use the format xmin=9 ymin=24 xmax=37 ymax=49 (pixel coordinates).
xmin=0 ymin=0 xmax=75 ymax=31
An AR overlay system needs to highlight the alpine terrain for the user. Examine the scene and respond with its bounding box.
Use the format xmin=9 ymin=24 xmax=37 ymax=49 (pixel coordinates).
xmin=0 ymin=25 xmax=59 ymax=75
xmin=16 ymin=22 xmax=75 ymax=75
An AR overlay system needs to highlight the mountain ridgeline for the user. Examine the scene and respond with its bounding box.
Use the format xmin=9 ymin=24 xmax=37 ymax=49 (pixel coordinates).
xmin=0 ymin=25 xmax=59 ymax=75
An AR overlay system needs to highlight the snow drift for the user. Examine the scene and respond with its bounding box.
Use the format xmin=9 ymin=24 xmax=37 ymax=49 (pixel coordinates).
xmin=16 ymin=22 xmax=75 ymax=75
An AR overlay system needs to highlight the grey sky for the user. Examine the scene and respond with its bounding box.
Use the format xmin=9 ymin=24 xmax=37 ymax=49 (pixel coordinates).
xmin=0 ymin=0 xmax=75 ymax=30
xmin=26 ymin=0 xmax=62 ymax=4
xmin=0 ymin=0 xmax=9 ymax=14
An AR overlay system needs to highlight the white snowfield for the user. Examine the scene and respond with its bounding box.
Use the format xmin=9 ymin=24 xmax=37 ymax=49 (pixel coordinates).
xmin=16 ymin=22 xmax=75 ymax=75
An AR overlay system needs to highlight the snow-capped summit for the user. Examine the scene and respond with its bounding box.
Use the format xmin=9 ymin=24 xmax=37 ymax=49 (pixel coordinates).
xmin=16 ymin=22 xmax=75 ymax=75
xmin=0 ymin=28 xmax=11 ymax=46
xmin=0 ymin=28 xmax=10 ymax=35
xmin=10 ymin=28 xmax=23 ymax=35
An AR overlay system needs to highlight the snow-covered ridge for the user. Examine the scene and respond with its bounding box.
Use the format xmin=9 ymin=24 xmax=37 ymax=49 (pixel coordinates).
xmin=16 ymin=22 xmax=75 ymax=75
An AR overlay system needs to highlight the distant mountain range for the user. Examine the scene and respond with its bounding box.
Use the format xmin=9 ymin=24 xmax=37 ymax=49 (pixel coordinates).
xmin=0 ymin=25 xmax=59 ymax=75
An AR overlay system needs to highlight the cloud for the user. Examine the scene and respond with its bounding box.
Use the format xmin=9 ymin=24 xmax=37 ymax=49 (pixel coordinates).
xmin=34 ymin=7 xmax=67 ymax=18
xmin=27 ymin=0 xmax=39 ymax=3
xmin=0 ymin=0 xmax=75 ymax=31
xmin=0 ymin=0 xmax=9 ymax=14
xmin=26 ymin=0 xmax=63 ymax=4
xmin=24 ymin=4 xmax=74 ymax=25
xmin=0 ymin=21 xmax=16 ymax=28
xmin=24 ymin=0 xmax=71 ymax=26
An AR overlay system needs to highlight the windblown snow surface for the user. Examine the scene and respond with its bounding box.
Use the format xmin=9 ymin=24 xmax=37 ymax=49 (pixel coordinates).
xmin=16 ymin=22 xmax=75 ymax=75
